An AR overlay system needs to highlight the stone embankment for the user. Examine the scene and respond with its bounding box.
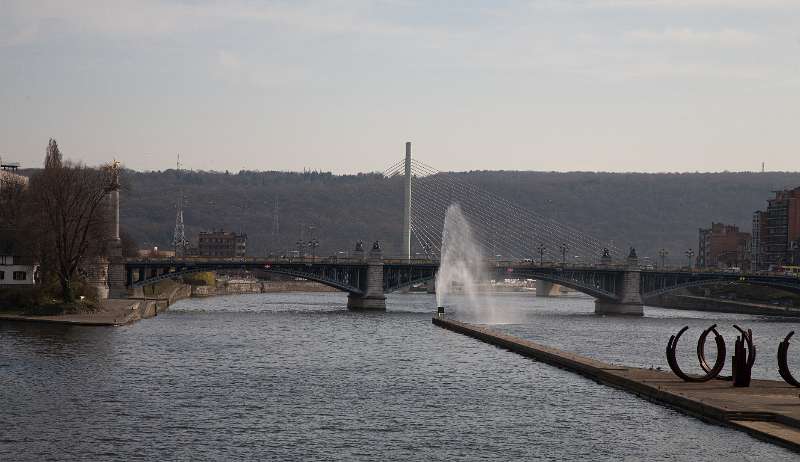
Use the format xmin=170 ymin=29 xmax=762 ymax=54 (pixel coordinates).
xmin=191 ymin=280 xmax=337 ymax=297
xmin=0 ymin=279 xmax=339 ymax=326
xmin=0 ymin=283 xmax=192 ymax=326
xmin=433 ymin=316 xmax=800 ymax=452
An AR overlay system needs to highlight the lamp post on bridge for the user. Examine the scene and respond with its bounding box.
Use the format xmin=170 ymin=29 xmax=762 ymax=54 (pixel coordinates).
xmin=308 ymin=238 xmax=319 ymax=259
xmin=685 ymin=249 xmax=695 ymax=270
xmin=537 ymin=244 xmax=545 ymax=266
xmin=658 ymin=248 xmax=668 ymax=269
xmin=560 ymin=243 xmax=567 ymax=267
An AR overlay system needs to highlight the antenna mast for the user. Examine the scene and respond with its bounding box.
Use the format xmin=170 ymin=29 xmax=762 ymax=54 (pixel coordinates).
xmin=172 ymin=154 xmax=189 ymax=257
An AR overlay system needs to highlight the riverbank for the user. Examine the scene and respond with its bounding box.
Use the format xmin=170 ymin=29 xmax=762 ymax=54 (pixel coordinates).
xmin=191 ymin=279 xmax=338 ymax=297
xmin=0 ymin=280 xmax=338 ymax=326
xmin=433 ymin=316 xmax=800 ymax=453
xmin=649 ymin=294 xmax=800 ymax=317
xmin=0 ymin=283 xmax=191 ymax=326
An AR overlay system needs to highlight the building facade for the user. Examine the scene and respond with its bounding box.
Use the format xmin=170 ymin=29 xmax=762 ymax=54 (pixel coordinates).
xmin=0 ymin=255 xmax=38 ymax=287
xmin=0 ymin=166 xmax=36 ymax=287
xmin=751 ymin=210 xmax=768 ymax=271
xmin=198 ymin=231 xmax=247 ymax=258
xmin=752 ymin=187 xmax=800 ymax=270
xmin=697 ymin=222 xmax=751 ymax=269
xmin=0 ymin=231 xmax=37 ymax=287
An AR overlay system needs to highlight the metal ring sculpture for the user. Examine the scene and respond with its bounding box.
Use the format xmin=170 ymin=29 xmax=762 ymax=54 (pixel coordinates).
xmin=731 ymin=324 xmax=756 ymax=387
xmin=666 ymin=325 xmax=726 ymax=382
xmin=778 ymin=331 xmax=800 ymax=387
xmin=696 ymin=324 xmax=731 ymax=380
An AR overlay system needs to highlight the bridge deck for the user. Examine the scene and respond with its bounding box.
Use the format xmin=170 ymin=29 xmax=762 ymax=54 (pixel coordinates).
xmin=433 ymin=316 xmax=800 ymax=453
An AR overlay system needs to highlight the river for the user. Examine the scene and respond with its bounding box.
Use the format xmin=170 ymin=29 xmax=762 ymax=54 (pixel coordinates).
xmin=1 ymin=292 xmax=796 ymax=460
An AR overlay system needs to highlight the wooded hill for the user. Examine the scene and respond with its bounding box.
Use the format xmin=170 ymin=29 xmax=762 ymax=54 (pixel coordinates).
xmin=117 ymin=169 xmax=800 ymax=265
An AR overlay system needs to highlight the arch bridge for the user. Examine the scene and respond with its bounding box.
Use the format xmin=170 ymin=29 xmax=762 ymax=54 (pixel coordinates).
xmin=125 ymin=250 xmax=437 ymax=310
xmin=126 ymin=252 xmax=800 ymax=314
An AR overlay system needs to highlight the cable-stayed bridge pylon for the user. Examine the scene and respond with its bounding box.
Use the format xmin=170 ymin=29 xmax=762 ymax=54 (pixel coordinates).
xmin=383 ymin=153 xmax=621 ymax=264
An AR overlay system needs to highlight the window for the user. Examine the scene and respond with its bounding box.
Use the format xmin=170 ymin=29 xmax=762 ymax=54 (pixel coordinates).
xmin=13 ymin=271 xmax=26 ymax=281
xmin=0 ymin=270 xmax=4 ymax=280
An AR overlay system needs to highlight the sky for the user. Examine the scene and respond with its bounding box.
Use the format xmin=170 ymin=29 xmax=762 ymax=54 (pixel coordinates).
xmin=1 ymin=0 xmax=799 ymax=174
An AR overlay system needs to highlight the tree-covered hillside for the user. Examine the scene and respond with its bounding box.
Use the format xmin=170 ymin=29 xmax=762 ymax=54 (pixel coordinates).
xmin=119 ymin=169 xmax=800 ymax=265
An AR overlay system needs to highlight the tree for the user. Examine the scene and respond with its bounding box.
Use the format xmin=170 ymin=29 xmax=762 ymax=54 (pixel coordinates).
xmin=44 ymin=138 xmax=62 ymax=170
xmin=27 ymin=141 xmax=116 ymax=302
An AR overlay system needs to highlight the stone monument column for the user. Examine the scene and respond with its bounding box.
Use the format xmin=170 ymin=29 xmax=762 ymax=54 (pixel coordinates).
xmin=106 ymin=161 xmax=127 ymax=297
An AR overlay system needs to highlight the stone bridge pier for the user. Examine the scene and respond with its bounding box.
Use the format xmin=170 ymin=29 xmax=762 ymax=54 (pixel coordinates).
xmin=594 ymin=250 xmax=643 ymax=316
xmin=347 ymin=244 xmax=386 ymax=310
xmin=536 ymin=280 xmax=559 ymax=297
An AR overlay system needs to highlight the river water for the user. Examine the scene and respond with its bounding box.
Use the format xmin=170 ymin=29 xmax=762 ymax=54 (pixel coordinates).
xmin=1 ymin=292 xmax=797 ymax=460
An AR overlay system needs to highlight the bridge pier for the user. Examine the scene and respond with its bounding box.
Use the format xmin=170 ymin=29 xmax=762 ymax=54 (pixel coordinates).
xmin=595 ymin=250 xmax=643 ymax=316
xmin=536 ymin=280 xmax=559 ymax=297
xmin=347 ymin=243 xmax=386 ymax=311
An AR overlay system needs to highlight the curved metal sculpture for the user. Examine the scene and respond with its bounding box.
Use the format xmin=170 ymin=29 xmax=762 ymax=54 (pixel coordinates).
xmin=778 ymin=331 xmax=800 ymax=387
xmin=696 ymin=324 xmax=731 ymax=380
xmin=666 ymin=325 xmax=726 ymax=382
xmin=731 ymin=324 xmax=756 ymax=387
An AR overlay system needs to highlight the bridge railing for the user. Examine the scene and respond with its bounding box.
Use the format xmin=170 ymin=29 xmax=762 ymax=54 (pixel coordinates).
xmin=125 ymin=256 xmax=375 ymax=265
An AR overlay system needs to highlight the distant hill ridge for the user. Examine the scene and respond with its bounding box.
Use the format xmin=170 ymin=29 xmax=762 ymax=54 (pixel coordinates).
xmin=104 ymin=169 xmax=800 ymax=264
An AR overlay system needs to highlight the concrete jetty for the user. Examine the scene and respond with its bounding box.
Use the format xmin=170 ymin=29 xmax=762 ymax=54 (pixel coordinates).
xmin=433 ymin=316 xmax=800 ymax=452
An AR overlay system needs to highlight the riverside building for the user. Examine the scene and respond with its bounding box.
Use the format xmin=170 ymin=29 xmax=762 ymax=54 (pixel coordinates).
xmin=0 ymin=164 xmax=36 ymax=287
xmin=198 ymin=230 xmax=247 ymax=258
xmin=751 ymin=186 xmax=800 ymax=270
xmin=697 ymin=223 xmax=751 ymax=269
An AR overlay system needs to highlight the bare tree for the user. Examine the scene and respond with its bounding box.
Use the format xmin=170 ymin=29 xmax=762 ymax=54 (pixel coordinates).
xmin=28 ymin=142 xmax=116 ymax=302
xmin=44 ymin=138 xmax=62 ymax=170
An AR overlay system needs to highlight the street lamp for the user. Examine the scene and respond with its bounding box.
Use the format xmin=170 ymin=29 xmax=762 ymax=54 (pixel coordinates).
xmin=560 ymin=243 xmax=568 ymax=266
xmin=685 ymin=249 xmax=695 ymax=269
xmin=658 ymin=248 xmax=669 ymax=269
xmin=537 ymin=244 xmax=545 ymax=266
xmin=308 ymin=238 xmax=319 ymax=259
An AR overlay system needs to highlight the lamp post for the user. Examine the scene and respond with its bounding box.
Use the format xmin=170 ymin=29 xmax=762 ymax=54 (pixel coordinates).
xmin=308 ymin=238 xmax=319 ymax=259
xmin=537 ymin=244 xmax=545 ymax=266
xmin=560 ymin=243 xmax=567 ymax=266
xmin=685 ymin=249 xmax=695 ymax=269
xmin=658 ymin=248 xmax=668 ymax=269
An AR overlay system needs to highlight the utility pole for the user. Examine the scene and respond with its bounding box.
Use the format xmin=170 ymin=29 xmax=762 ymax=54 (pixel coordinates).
xmin=296 ymin=223 xmax=304 ymax=257
xmin=685 ymin=249 xmax=695 ymax=269
xmin=271 ymin=197 xmax=279 ymax=254
xmin=537 ymin=244 xmax=545 ymax=266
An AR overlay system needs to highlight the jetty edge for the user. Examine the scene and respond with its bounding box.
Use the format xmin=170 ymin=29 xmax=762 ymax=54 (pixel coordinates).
xmin=433 ymin=315 xmax=800 ymax=453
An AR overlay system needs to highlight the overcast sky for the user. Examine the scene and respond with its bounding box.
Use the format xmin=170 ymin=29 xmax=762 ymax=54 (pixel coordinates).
xmin=1 ymin=0 xmax=798 ymax=173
